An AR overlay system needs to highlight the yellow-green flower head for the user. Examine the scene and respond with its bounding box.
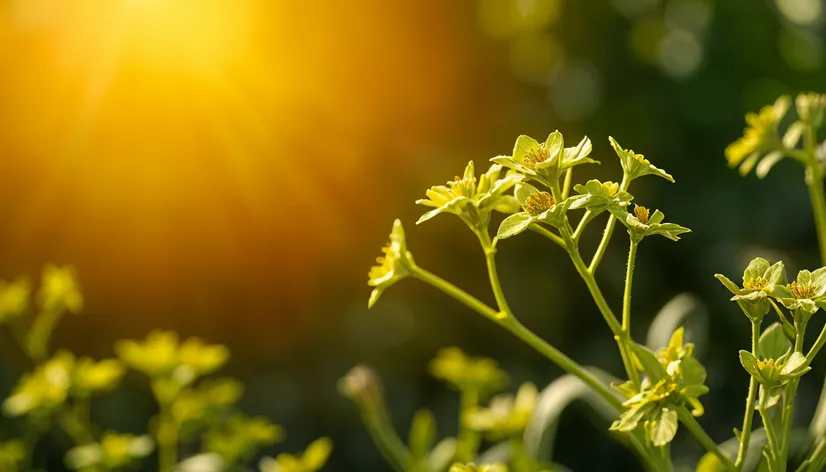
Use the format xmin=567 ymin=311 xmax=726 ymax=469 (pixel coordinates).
xmin=205 ymin=413 xmax=285 ymax=466
xmin=0 ymin=279 xmax=29 ymax=325
xmin=609 ymin=137 xmax=674 ymax=183
xmin=2 ymin=350 xmax=126 ymax=418
xmin=428 ymin=347 xmax=509 ymax=399
xmin=716 ymin=258 xmax=787 ymax=321
xmin=115 ymin=330 xmax=229 ymax=380
xmin=258 ymin=437 xmax=333 ymax=472
xmin=338 ymin=365 xmax=385 ymax=411
xmin=465 ymin=382 xmax=537 ymax=440
xmin=416 ymin=161 xmax=523 ymax=226
xmin=450 ymin=463 xmax=509 ymax=472
xmin=38 ymin=264 xmax=83 ymax=315
xmin=773 ymin=267 xmax=826 ymax=317
xmin=171 ymin=377 xmax=244 ymax=426
xmin=64 ymin=433 xmax=154 ymax=471
xmin=725 ymin=96 xmax=790 ymax=177
xmin=569 ymin=179 xmax=633 ymax=215
xmin=3 ymin=351 xmax=74 ymax=417
xmin=611 ymin=329 xmax=708 ymax=447
xmin=496 ymin=183 xmax=575 ymax=240
xmin=796 ymin=92 xmax=826 ymax=127
xmin=492 ymin=132 xmax=596 ymax=187
xmin=739 ymin=323 xmax=809 ymax=387
xmin=620 ymin=206 xmax=690 ymax=242
xmin=367 ymin=219 xmax=414 ymax=309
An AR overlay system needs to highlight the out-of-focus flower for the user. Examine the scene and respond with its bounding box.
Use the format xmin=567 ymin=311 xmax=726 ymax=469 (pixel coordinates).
xmin=64 ymin=433 xmax=153 ymax=471
xmin=205 ymin=413 xmax=284 ymax=466
xmin=38 ymin=264 xmax=83 ymax=315
xmin=450 ymin=463 xmax=509 ymax=472
xmin=115 ymin=331 xmax=229 ymax=381
xmin=725 ymin=96 xmax=790 ymax=177
xmin=258 ymin=437 xmax=333 ymax=472
xmin=429 ymin=347 xmax=509 ymax=399
xmin=0 ymin=279 xmax=30 ymax=325
xmin=465 ymin=382 xmax=538 ymax=440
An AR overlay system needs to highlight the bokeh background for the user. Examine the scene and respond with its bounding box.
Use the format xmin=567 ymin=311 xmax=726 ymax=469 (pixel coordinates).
xmin=0 ymin=0 xmax=825 ymax=470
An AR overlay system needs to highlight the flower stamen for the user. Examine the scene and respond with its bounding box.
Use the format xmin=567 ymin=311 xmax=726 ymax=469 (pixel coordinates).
xmin=524 ymin=192 xmax=555 ymax=215
xmin=634 ymin=205 xmax=650 ymax=224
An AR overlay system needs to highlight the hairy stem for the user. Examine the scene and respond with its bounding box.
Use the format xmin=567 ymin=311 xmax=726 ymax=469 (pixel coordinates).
xmin=807 ymin=322 xmax=826 ymax=362
xmin=736 ymin=319 xmax=762 ymax=470
xmin=589 ymin=174 xmax=630 ymax=273
xmin=760 ymin=388 xmax=782 ymax=471
xmin=778 ymin=318 xmax=808 ymax=470
xmin=677 ymin=406 xmax=736 ymax=471
xmin=573 ymin=210 xmax=595 ymax=242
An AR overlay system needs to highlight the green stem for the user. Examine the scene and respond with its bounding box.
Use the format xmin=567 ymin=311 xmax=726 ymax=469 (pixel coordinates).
xmin=778 ymin=318 xmax=808 ymax=470
xmin=562 ymin=168 xmax=573 ymax=200
xmin=760 ymin=387 xmax=782 ymax=471
xmin=589 ymin=174 xmax=630 ymax=273
xmin=157 ymin=401 xmax=178 ymax=472
xmin=770 ymin=300 xmax=797 ymax=341
xmin=621 ymin=238 xmax=642 ymax=388
xmin=478 ymin=232 xmax=512 ymax=318
xmin=736 ymin=319 xmax=762 ymax=470
xmin=677 ymin=406 xmax=736 ymax=471
xmin=807 ymin=322 xmax=826 ymax=363
xmin=530 ymin=225 xmax=566 ymax=249
xmin=806 ymin=165 xmax=826 ymax=266
xmin=573 ymin=210 xmax=595 ymax=242
xmin=26 ymin=308 xmax=64 ymax=362
xmin=410 ymin=266 xmax=623 ymax=410
xmin=360 ymin=408 xmax=415 ymax=472
xmin=797 ymin=437 xmax=826 ymax=472
xmin=456 ymin=389 xmax=480 ymax=463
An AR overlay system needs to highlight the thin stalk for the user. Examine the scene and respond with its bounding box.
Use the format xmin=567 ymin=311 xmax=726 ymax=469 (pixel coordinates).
xmin=801 ymin=119 xmax=826 ymax=266
xmin=562 ymin=168 xmax=573 ymax=200
xmin=797 ymin=437 xmax=826 ymax=472
xmin=736 ymin=319 xmax=762 ymax=470
xmin=621 ymin=238 xmax=642 ymax=388
xmin=807 ymin=322 xmax=826 ymax=362
xmin=410 ymin=265 xmax=623 ymax=410
xmin=456 ymin=389 xmax=481 ymax=463
xmin=157 ymin=402 xmax=177 ymax=472
xmin=770 ymin=300 xmax=797 ymax=341
xmin=589 ymin=174 xmax=630 ymax=273
xmin=360 ymin=408 xmax=414 ymax=472
xmin=530 ymin=225 xmax=566 ymax=249
xmin=778 ymin=318 xmax=808 ymax=469
xmin=573 ymin=210 xmax=595 ymax=242
xmin=760 ymin=388 xmax=782 ymax=471
xmin=677 ymin=406 xmax=736 ymax=471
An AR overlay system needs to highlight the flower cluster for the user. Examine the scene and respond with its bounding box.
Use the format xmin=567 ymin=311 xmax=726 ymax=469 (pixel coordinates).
xmin=428 ymin=347 xmax=509 ymax=400
xmin=610 ymin=328 xmax=708 ymax=447
xmin=465 ymin=382 xmax=538 ymax=440
xmin=258 ymin=437 xmax=333 ymax=472
xmin=64 ymin=433 xmax=154 ymax=472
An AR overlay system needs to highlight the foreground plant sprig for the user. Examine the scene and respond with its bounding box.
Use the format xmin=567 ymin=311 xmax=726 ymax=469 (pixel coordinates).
xmin=353 ymin=131 xmax=753 ymax=472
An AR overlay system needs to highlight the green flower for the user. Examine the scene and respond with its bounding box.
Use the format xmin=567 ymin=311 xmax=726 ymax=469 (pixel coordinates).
xmin=429 ymin=347 xmax=509 ymax=400
xmin=617 ymin=205 xmax=690 ymax=242
xmin=416 ymin=161 xmax=523 ymax=227
xmin=3 ymin=351 xmax=125 ymax=418
xmin=465 ymin=382 xmax=537 ymax=440
xmin=772 ymin=267 xmax=826 ymax=318
xmin=338 ymin=365 xmax=385 ymax=411
xmin=568 ymin=179 xmax=633 ymax=215
xmin=367 ymin=219 xmax=415 ymax=308
xmin=258 ymin=437 xmax=333 ymax=472
xmin=492 ymin=132 xmax=596 ymax=187
xmin=64 ymin=433 xmax=153 ymax=472
xmin=609 ymin=137 xmax=674 ymax=183
xmin=716 ymin=258 xmax=787 ymax=320
xmin=115 ymin=331 xmax=229 ymax=381
xmin=172 ymin=378 xmax=244 ymax=438
xmin=611 ymin=328 xmax=708 ymax=447
xmin=0 ymin=279 xmax=29 ymax=325
xmin=495 ymin=183 xmax=575 ymax=240
xmin=725 ymin=96 xmax=789 ymax=177
xmin=205 ymin=413 xmax=284 ymax=466
xmin=38 ymin=264 xmax=83 ymax=315
xmin=739 ymin=324 xmax=809 ymax=387
xmin=796 ymin=92 xmax=826 ymax=128
xmin=450 ymin=463 xmax=509 ymax=472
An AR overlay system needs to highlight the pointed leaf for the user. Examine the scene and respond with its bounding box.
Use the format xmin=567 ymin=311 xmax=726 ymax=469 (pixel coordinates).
xmin=630 ymin=343 xmax=667 ymax=381
xmin=497 ymin=213 xmax=533 ymax=240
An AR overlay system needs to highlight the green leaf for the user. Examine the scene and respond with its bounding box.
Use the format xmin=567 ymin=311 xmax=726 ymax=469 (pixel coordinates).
xmin=408 ymin=409 xmax=437 ymax=462
xmin=647 ymin=408 xmax=678 ymax=447
xmin=610 ymin=404 xmax=650 ymax=432
xmin=630 ymin=343 xmax=667 ymax=382
xmin=513 ymin=135 xmax=541 ymax=165
xmin=780 ymin=352 xmax=810 ymax=377
xmin=544 ymin=131 xmax=564 ymax=161
xmin=715 ymin=274 xmax=742 ymax=296
xmin=739 ymin=350 xmax=762 ymax=380
xmin=757 ymin=323 xmax=790 ymax=360
xmin=497 ymin=213 xmax=533 ymax=240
